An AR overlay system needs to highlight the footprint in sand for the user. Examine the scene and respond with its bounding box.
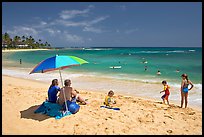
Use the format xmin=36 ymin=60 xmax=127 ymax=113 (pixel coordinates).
xmin=188 ymin=112 xmax=196 ymax=115
xmin=167 ymin=129 xmax=173 ymax=134
xmin=164 ymin=114 xmax=174 ymax=120
xmin=132 ymin=100 xmax=137 ymax=103
xmin=138 ymin=113 xmax=154 ymax=123
xmin=192 ymin=117 xmax=197 ymax=120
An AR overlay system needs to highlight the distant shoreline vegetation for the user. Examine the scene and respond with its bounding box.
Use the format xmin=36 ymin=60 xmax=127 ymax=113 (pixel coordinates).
xmin=2 ymin=32 xmax=52 ymax=49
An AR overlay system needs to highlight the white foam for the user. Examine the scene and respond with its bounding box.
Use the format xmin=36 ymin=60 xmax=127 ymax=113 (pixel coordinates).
xmin=167 ymin=50 xmax=185 ymax=53
xmin=84 ymin=48 xmax=112 ymax=51
xmin=134 ymin=50 xmax=187 ymax=54
xmin=189 ymin=50 xmax=196 ymax=52
xmin=137 ymin=51 xmax=161 ymax=54
xmin=2 ymin=68 xmax=84 ymax=84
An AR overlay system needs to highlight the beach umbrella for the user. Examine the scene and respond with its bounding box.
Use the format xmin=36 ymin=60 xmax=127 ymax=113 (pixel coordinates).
xmin=29 ymin=55 xmax=88 ymax=112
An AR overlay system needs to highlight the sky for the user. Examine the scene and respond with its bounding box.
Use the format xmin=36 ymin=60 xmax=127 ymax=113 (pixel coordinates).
xmin=2 ymin=2 xmax=202 ymax=47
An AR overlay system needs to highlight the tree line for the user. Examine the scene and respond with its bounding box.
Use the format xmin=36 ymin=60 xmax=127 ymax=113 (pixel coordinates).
xmin=2 ymin=32 xmax=52 ymax=49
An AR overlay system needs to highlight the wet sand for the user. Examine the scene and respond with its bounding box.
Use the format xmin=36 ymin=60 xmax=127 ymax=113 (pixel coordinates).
xmin=2 ymin=48 xmax=50 ymax=52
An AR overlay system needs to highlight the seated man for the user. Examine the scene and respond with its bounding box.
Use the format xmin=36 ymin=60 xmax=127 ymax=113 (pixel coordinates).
xmin=57 ymin=79 xmax=88 ymax=106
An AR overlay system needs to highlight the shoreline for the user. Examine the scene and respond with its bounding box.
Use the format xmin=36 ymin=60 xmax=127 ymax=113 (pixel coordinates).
xmin=2 ymin=75 xmax=202 ymax=134
xmin=2 ymin=74 xmax=201 ymax=112
xmin=2 ymin=65 xmax=202 ymax=111
xmin=2 ymin=48 xmax=51 ymax=52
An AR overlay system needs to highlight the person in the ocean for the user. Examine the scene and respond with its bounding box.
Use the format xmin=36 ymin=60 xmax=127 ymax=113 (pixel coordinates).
xmin=157 ymin=70 xmax=161 ymax=75
xmin=160 ymin=80 xmax=170 ymax=105
xmin=47 ymin=79 xmax=61 ymax=103
xmin=144 ymin=66 xmax=148 ymax=71
xmin=104 ymin=90 xmax=116 ymax=107
xmin=180 ymin=73 xmax=194 ymax=108
xmin=176 ymin=69 xmax=180 ymax=72
xmin=20 ymin=59 xmax=22 ymax=64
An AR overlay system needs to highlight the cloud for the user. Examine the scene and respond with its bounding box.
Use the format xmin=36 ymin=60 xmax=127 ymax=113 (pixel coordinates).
xmin=88 ymin=38 xmax=92 ymax=41
xmin=40 ymin=21 xmax=47 ymax=25
xmin=63 ymin=31 xmax=84 ymax=43
xmin=119 ymin=5 xmax=127 ymax=10
xmin=83 ymin=26 xmax=102 ymax=33
xmin=45 ymin=28 xmax=61 ymax=36
xmin=59 ymin=8 xmax=90 ymax=20
xmin=2 ymin=25 xmax=6 ymax=33
xmin=89 ymin=16 xmax=109 ymax=25
xmin=7 ymin=26 xmax=39 ymax=38
xmin=4 ymin=5 xmax=109 ymax=46
xmin=88 ymin=5 xmax=95 ymax=8
xmin=125 ymin=28 xmax=139 ymax=34
xmin=31 ymin=21 xmax=49 ymax=29
xmin=59 ymin=5 xmax=96 ymax=20
xmin=31 ymin=6 xmax=110 ymax=35
xmin=56 ymin=20 xmax=88 ymax=27
xmin=55 ymin=15 xmax=109 ymax=30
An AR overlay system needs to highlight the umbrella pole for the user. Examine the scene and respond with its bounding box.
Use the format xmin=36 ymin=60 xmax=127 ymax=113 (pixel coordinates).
xmin=59 ymin=69 xmax=68 ymax=112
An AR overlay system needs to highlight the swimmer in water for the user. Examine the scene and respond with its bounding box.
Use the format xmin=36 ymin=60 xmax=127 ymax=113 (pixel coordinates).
xmin=144 ymin=66 xmax=148 ymax=71
xmin=157 ymin=70 xmax=161 ymax=75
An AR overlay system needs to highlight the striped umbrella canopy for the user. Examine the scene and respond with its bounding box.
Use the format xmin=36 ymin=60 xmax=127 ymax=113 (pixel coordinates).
xmin=29 ymin=55 xmax=88 ymax=74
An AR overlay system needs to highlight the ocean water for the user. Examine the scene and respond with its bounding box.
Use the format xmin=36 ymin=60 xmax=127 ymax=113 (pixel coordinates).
xmin=2 ymin=47 xmax=202 ymax=109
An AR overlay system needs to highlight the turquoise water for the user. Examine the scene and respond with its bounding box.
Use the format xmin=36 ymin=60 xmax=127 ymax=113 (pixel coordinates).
xmin=2 ymin=47 xmax=202 ymax=84
xmin=2 ymin=47 xmax=202 ymax=109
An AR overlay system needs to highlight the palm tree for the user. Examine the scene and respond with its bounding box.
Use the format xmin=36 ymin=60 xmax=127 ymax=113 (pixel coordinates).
xmin=25 ymin=36 xmax=35 ymax=48
xmin=21 ymin=36 xmax=26 ymax=46
xmin=2 ymin=33 xmax=52 ymax=49
xmin=2 ymin=33 xmax=12 ymax=47
xmin=13 ymin=36 xmax=21 ymax=47
xmin=48 ymin=44 xmax=51 ymax=48
xmin=22 ymin=35 xmax=25 ymax=40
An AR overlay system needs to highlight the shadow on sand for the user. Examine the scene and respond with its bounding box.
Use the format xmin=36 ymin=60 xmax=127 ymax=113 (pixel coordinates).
xmin=20 ymin=104 xmax=51 ymax=121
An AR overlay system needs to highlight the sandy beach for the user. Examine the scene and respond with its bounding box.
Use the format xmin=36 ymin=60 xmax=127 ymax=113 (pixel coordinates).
xmin=2 ymin=75 xmax=202 ymax=135
xmin=2 ymin=48 xmax=51 ymax=53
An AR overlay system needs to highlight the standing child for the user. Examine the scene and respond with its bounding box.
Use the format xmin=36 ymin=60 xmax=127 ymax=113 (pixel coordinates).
xmin=104 ymin=90 xmax=116 ymax=107
xmin=160 ymin=80 xmax=170 ymax=105
xmin=180 ymin=73 xmax=193 ymax=108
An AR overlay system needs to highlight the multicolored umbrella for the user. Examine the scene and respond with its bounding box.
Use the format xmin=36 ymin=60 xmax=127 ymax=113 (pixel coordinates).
xmin=29 ymin=55 xmax=88 ymax=74
xmin=29 ymin=55 xmax=88 ymax=112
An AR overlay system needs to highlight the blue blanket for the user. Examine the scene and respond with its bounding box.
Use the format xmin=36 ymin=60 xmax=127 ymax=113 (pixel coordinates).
xmin=34 ymin=101 xmax=72 ymax=119
xmin=100 ymin=105 xmax=120 ymax=110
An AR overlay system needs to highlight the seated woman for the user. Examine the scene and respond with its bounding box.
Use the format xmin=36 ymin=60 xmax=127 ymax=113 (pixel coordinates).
xmin=57 ymin=79 xmax=88 ymax=106
xmin=47 ymin=79 xmax=61 ymax=103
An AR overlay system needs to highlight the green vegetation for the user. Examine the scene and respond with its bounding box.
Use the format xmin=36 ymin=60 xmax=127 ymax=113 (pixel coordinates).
xmin=2 ymin=32 xmax=52 ymax=49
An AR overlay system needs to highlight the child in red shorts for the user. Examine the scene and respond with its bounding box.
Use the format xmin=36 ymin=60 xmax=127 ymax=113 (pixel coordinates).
xmin=160 ymin=80 xmax=170 ymax=105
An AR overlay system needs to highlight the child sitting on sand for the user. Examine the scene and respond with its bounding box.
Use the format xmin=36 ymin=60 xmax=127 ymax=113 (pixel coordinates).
xmin=160 ymin=80 xmax=170 ymax=105
xmin=104 ymin=90 xmax=116 ymax=107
